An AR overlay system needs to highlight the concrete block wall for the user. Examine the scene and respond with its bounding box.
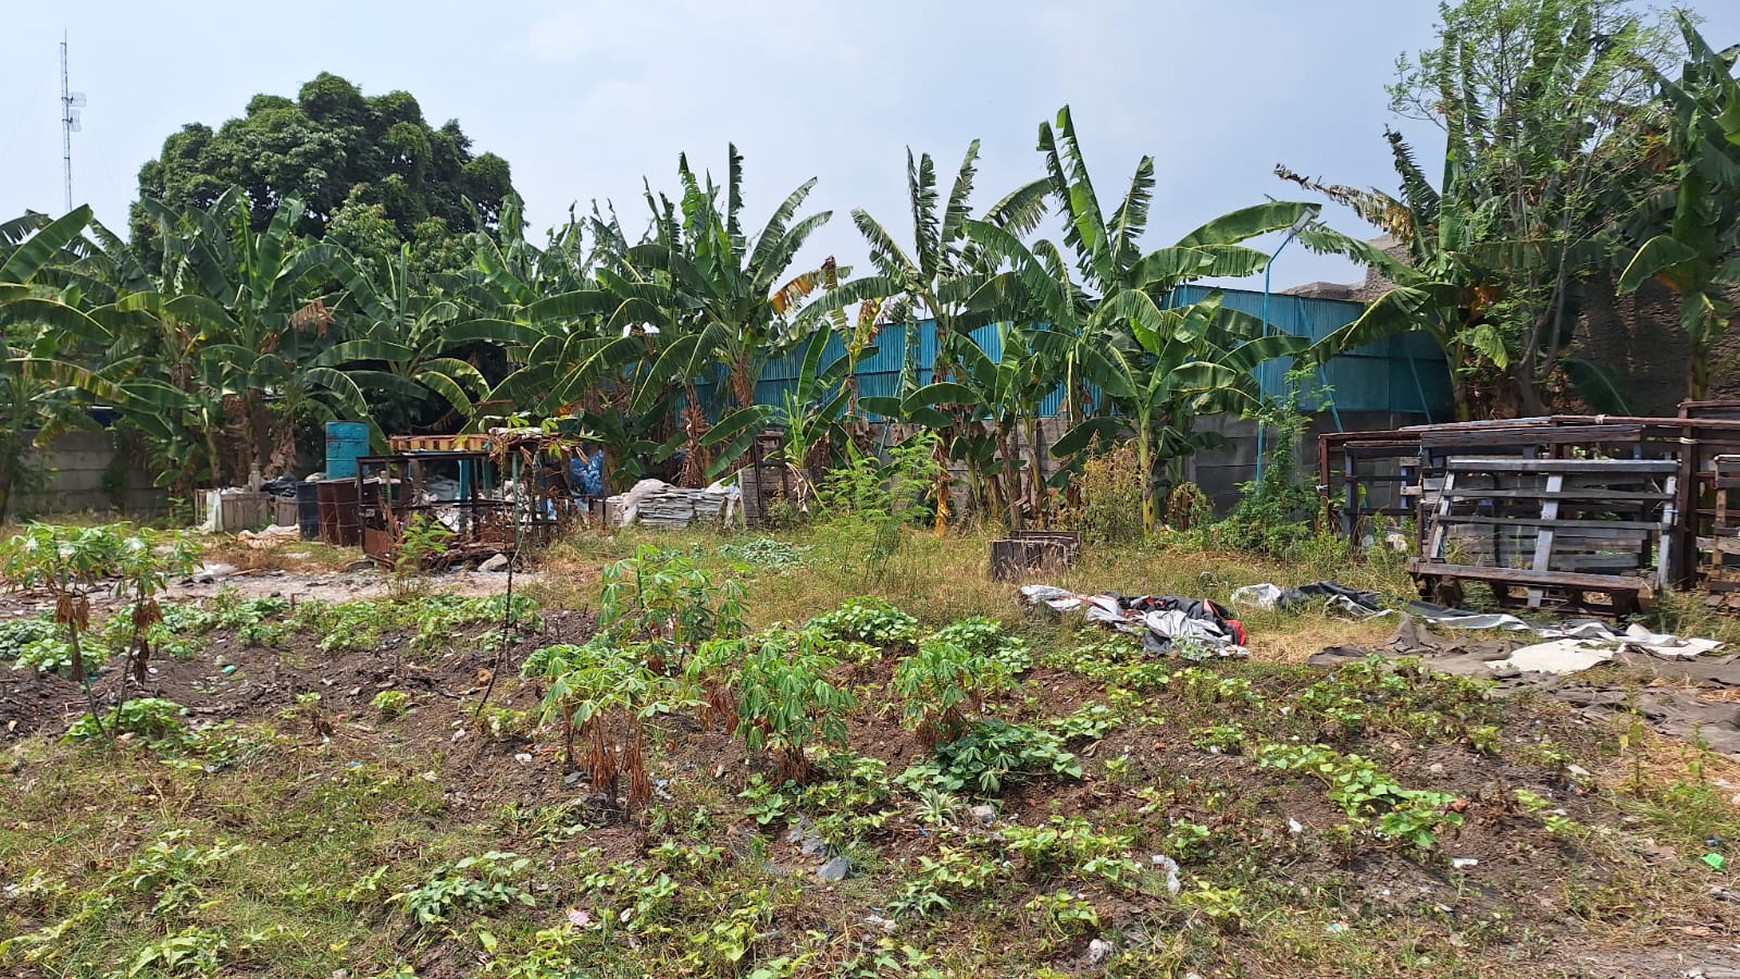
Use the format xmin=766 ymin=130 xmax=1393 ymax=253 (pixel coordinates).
xmin=10 ymin=431 xmax=169 ymax=519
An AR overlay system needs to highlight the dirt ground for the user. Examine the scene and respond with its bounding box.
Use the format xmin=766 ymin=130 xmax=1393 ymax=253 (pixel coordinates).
xmin=4 ymin=555 xmax=1739 ymax=978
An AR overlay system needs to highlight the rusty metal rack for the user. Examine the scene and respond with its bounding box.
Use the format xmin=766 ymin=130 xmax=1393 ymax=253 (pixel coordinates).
xmin=356 ymin=429 xmax=597 ymax=566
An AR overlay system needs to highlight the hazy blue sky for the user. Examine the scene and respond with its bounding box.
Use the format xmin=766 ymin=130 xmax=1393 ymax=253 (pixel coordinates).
xmin=3 ymin=1 xmax=1737 ymax=291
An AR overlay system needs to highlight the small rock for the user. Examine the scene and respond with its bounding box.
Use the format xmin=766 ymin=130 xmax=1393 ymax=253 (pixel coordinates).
xmin=1427 ymin=763 xmax=1445 ymax=775
xmin=513 ymin=753 xmax=533 ymax=764
xmin=478 ymin=553 xmax=511 ymax=573
xmin=970 ymin=805 xmax=997 ymax=825
xmin=1087 ymin=938 xmax=1114 ymax=964
xmin=817 ymin=856 xmax=849 ymax=882
xmin=564 ymin=771 xmax=582 ymax=785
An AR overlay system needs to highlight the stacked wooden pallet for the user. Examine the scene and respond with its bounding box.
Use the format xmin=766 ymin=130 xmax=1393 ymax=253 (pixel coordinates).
xmin=1409 ymin=456 xmax=1677 ymax=614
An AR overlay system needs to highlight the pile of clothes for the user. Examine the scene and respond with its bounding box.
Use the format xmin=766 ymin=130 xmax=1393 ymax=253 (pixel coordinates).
xmin=1019 ymin=585 xmax=1248 ymax=658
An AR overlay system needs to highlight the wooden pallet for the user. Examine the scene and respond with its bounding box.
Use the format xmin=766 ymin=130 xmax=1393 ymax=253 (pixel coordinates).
xmin=1412 ymin=456 xmax=1676 ymax=613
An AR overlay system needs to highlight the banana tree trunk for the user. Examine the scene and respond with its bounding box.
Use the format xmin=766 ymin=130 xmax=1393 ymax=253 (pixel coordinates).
xmin=997 ymin=426 xmax=1024 ymax=530
xmin=1022 ymin=414 xmax=1046 ymax=526
xmin=1137 ymin=424 xmax=1157 ymax=534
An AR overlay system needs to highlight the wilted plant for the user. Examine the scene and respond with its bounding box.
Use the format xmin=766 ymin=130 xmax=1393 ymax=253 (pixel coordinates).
xmin=1 ymin=525 xmax=126 ymax=736
xmin=524 ymin=639 xmax=687 ymax=810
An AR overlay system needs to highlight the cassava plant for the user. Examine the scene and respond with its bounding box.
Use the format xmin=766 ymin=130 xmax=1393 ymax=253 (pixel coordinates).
xmin=1 ymin=525 xmax=128 ymax=736
xmin=732 ymin=630 xmax=857 ymax=782
xmin=523 ymin=639 xmax=689 ymax=811
xmin=109 ymin=528 xmax=199 ymax=726
xmin=893 ymin=637 xmax=1014 ymax=750
xmin=598 ymin=545 xmax=747 ymax=671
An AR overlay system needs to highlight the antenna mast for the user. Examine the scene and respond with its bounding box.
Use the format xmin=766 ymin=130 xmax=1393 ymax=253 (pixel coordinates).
xmin=59 ymin=33 xmax=85 ymax=212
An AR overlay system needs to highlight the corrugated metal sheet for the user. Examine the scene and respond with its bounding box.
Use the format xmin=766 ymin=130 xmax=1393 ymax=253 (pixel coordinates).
xmin=702 ymin=284 xmax=1452 ymax=421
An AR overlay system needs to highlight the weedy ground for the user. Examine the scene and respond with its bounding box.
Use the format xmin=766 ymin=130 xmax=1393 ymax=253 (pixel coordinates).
xmin=2 ymin=526 xmax=1737 ymax=979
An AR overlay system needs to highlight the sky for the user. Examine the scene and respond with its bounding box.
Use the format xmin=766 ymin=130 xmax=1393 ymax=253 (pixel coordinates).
xmin=2 ymin=0 xmax=1738 ymax=293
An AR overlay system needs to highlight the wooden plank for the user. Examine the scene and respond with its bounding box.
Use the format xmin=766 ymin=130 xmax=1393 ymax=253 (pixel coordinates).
xmin=1526 ymin=473 xmax=1563 ymax=608
xmin=1408 ymin=561 xmax=1650 ymax=591
xmin=1443 ymin=457 xmax=1678 ymax=475
xmin=1427 ymin=469 xmax=1456 ymax=562
xmin=1435 ymin=488 xmax=1673 ymax=502
xmin=1430 ymin=515 xmax=1665 ymax=532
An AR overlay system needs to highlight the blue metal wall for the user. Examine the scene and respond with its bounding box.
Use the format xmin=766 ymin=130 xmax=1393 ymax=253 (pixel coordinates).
xmin=708 ymin=285 xmax=1453 ymax=421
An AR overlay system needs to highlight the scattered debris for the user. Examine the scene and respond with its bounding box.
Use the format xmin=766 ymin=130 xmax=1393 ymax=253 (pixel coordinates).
xmin=817 ymin=856 xmax=850 ymax=882
xmin=1021 ymin=586 xmax=1248 ymax=657
xmin=605 ymin=478 xmax=741 ymax=529
xmin=1313 ymin=617 xmax=1740 ymax=757
xmin=1149 ymin=854 xmax=1182 ymax=896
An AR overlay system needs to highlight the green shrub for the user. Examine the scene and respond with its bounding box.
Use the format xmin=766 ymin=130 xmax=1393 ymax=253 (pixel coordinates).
xmin=66 ymin=698 xmax=187 ymax=744
xmin=392 ymin=851 xmax=534 ymax=926
xmin=897 ymin=720 xmax=1081 ymax=794
xmin=892 ymin=638 xmax=1013 ymax=749
xmin=807 ymin=596 xmax=922 ymax=649
xmin=924 ymin=616 xmax=1031 ymax=673
xmin=371 ymin=690 xmax=411 ymax=718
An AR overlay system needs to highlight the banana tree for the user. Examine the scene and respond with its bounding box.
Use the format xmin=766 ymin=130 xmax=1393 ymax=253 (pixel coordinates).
xmin=1618 ymin=17 xmax=1740 ymax=400
xmin=864 ymin=323 xmax=1059 ymax=527
xmin=826 ymin=141 xmax=1049 ymax=377
xmin=625 ymin=146 xmax=836 ymax=412
xmin=1038 ymin=106 xmax=1318 ymax=299
xmin=122 ymin=191 xmax=367 ymax=476
xmin=317 ymin=243 xmax=498 ymax=434
xmin=1053 ymin=292 xmax=1309 ymax=531
xmin=0 ymin=207 xmax=107 ymax=519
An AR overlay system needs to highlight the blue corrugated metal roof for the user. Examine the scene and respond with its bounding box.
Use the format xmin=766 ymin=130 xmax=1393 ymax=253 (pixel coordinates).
xmin=700 ymin=284 xmax=1452 ymax=420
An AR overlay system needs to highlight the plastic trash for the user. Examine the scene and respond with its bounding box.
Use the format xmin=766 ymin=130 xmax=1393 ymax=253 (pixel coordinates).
xmin=1230 ymin=583 xmax=1283 ymax=611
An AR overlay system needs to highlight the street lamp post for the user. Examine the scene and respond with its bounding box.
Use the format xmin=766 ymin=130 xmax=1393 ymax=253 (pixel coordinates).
xmin=1254 ymin=208 xmax=1319 ymax=489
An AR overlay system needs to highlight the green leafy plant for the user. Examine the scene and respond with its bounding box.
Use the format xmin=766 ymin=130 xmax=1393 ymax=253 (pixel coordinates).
xmin=371 ymin=690 xmax=411 ymax=718
xmin=924 ymin=616 xmax=1031 ymax=673
xmin=731 ymin=630 xmax=857 ymax=782
xmin=392 ymin=851 xmax=534 ymax=926
xmin=892 ymin=638 xmax=1013 ymax=749
xmin=66 ymin=697 xmax=187 ymax=744
xmin=523 ymin=638 xmax=688 ymax=809
xmin=599 ymin=545 xmax=747 ymax=671
xmin=898 ymin=720 xmax=1080 ymax=794
xmin=1258 ymin=742 xmax=1463 ymax=850
xmin=1 ymin=616 xmax=91 ymax=677
xmin=1051 ymin=704 xmax=1121 ymax=743
xmin=812 ymin=433 xmax=942 ymax=586
xmin=0 ymin=524 xmax=130 ymax=735
xmin=1024 ymin=889 xmax=1100 ymax=937
xmin=390 ymin=513 xmax=456 ymax=598
xmin=806 ymin=596 xmax=922 ymax=649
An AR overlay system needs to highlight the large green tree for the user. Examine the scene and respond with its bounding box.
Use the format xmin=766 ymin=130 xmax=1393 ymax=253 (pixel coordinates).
xmin=132 ymin=72 xmax=515 ymax=250
xmin=1291 ymin=0 xmax=1681 ymax=418
xmin=1619 ymin=17 xmax=1740 ymax=399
